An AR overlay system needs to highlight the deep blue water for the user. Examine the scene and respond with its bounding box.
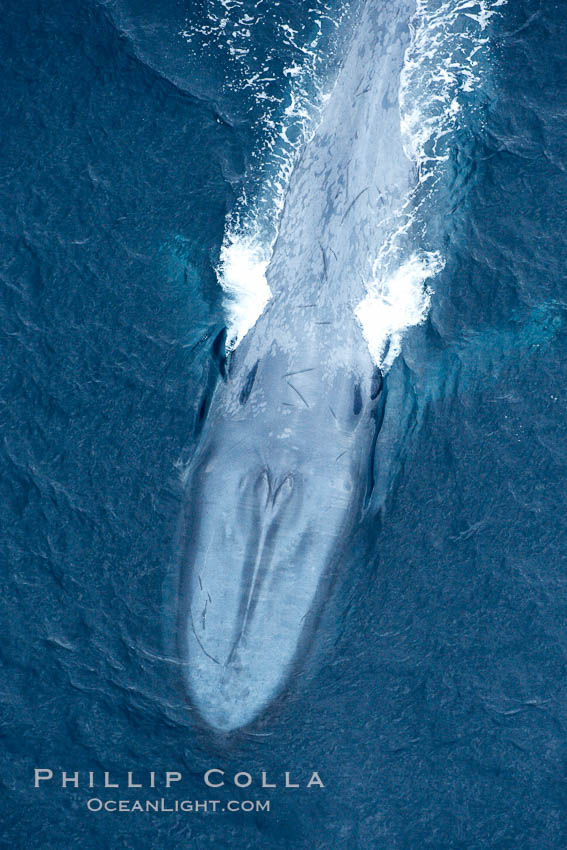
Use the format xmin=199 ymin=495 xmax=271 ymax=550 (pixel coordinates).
xmin=1 ymin=1 xmax=567 ymax=848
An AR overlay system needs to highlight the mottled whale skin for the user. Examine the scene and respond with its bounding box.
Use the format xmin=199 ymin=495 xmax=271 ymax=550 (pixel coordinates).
xmin=178 ymin=311 xmax=384 ymax=731
xmin=176 ymin=0 xmax=415 ymax=731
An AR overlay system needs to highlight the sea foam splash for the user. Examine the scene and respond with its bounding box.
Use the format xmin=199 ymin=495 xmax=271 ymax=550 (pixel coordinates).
xmin=216 ymin=234 xmax=271 ymax=346
xmin=356 ymin=0 xmax=506 ymax=369
xmin=182 ymin=0 xmax=505 ymax=363
xmin=356 ymin=253 xmax=442 ymax=368
xmin=181 ymin=0 xmax=358 ymax=349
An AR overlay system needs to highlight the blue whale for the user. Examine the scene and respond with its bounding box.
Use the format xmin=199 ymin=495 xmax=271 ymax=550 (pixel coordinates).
xmin=176 ymin=0 xmax=417 ymax=731
xmin=177 ymin=313 xmax=386 ymax=731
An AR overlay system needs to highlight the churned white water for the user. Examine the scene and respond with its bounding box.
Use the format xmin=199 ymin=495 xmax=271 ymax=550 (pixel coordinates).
xmin=355 ymin=0 xmax=506 ymax=369
xmin=216 ymin=233 xmax=271 ymax=347
xmin=181 ymin=0 xmax=357 ymax=350
xmin=356 ymin=253 xmax=442 ymax=368
xmin=182 ymin=0 xmax=505 ymax=363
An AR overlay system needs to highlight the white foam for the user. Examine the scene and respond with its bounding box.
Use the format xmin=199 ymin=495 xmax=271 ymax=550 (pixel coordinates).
xmin=181 ymin=0 xmax=356 ymax=349
xmin=356 ymin=0 xmax=506 ymax=369
xmin=182 ymin=1 xmax=504 ymax=359
xmin=399 ymin=0 xmax=502 ymax=172
xmin=356 ymin=253 xmax=444 ymax=368
xmin=216 ymin=233 xmax=272 ymax=350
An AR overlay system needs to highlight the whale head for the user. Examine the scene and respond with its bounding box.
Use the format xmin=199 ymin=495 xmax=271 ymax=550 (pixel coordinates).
xmin=176 ymin=342 xmax=382 ymax=731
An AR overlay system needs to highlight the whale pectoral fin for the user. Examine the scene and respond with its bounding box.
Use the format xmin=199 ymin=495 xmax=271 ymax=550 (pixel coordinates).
xmin=366 ymin=359 xmax=419 ymax=513
xmin=370 ymin=366 xmax=383 ymax=400
xmin=194 ymin=380 xmax=215 ymax=437
xmin=211 ymin=327 xmax=228 ymax=380
xmin=193 ymin=328 xmax=226 ymax=436
xmin=363 ymin=367 xmax=386 ymax=502
xmin=364 ymin=379 xmax=387 ymax=508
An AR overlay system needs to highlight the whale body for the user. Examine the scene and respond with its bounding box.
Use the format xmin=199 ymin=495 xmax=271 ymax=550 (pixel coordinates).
xmin=176 ymin=0 xmax=416 ymax=731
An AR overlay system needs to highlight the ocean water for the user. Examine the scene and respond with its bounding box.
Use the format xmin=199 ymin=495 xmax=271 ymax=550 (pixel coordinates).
xmin=1 ymin=0 xmax=567 ymax=847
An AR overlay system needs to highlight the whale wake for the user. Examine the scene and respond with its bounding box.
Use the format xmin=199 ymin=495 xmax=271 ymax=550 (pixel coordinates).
xmin=188 ymin=0 xmax=507 ymax=367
